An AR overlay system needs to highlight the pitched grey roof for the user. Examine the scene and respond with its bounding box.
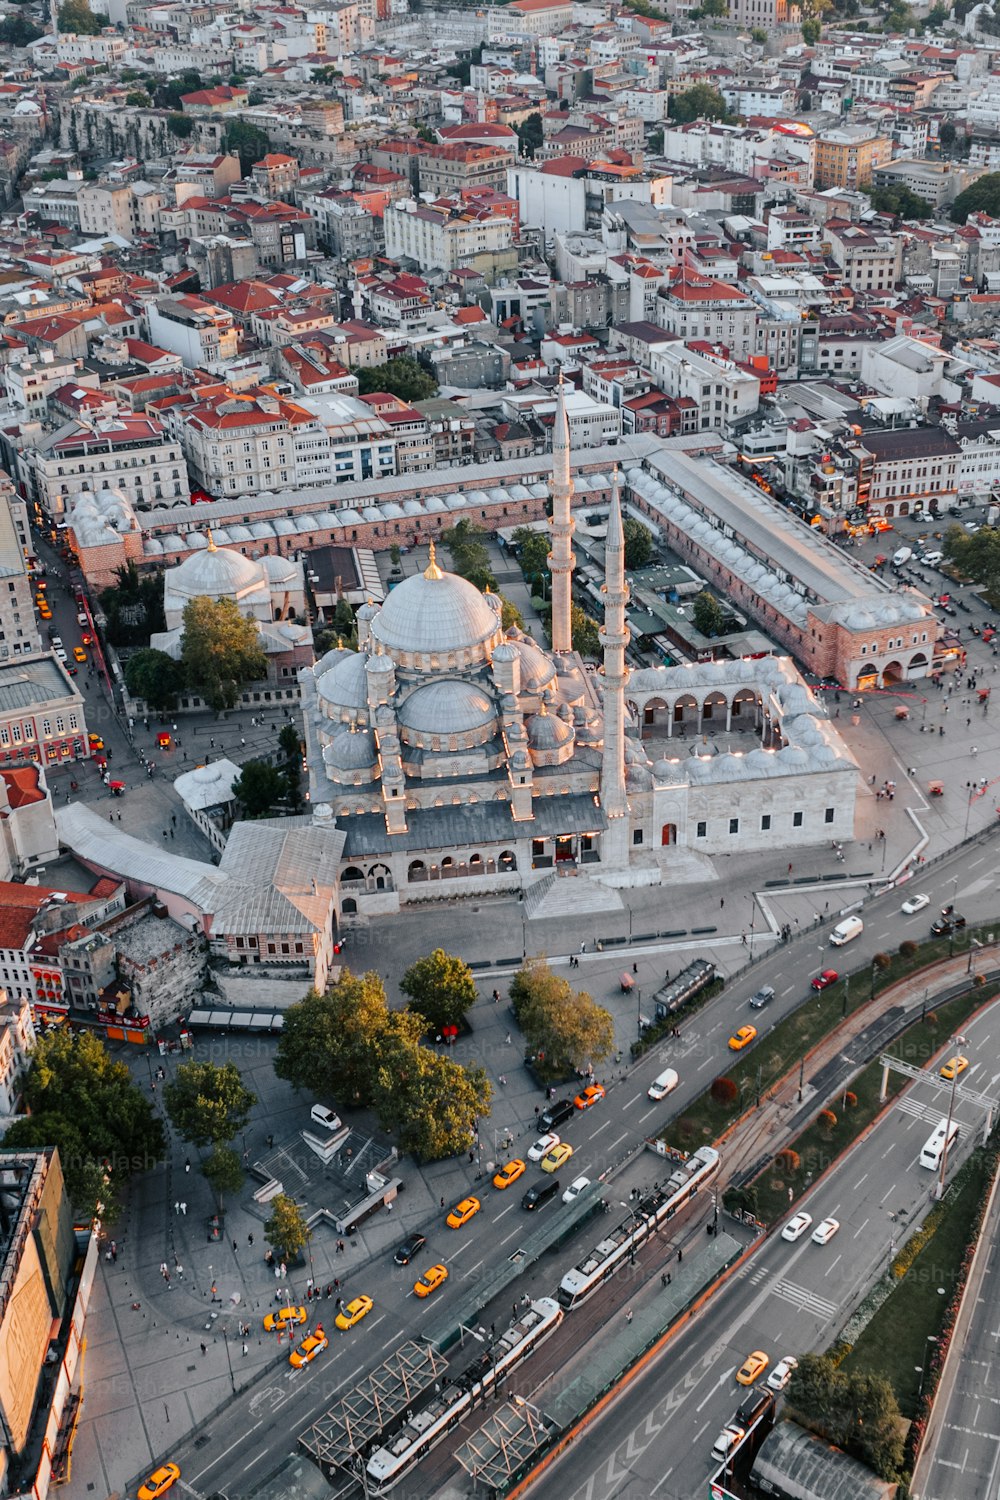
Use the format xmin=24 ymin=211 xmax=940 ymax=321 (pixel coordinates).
xmin=340 ymin=794 xmax=606 ymax=857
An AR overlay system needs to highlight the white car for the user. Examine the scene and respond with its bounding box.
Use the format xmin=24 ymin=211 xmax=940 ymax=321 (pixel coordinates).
xmin=812 ymin=1217 xmax=840 ymax=1245
xmin=781 ymin=1211 xmax=813 ymax=1242
xmin=767 ymin=1355 xmax=798 ymax=1392
xmin=527 ymin=1132 xmax=560 ymax=1162
xmin=901 ymin=893 xmax=930 ymax=915
xmin=76 ymin=611 xmax=88 ymax=625
xmin=710 ymin=1424 xmax=745 ymax=1463
xmin=923 ymin=551 xmax=944 ymax=565
xmin=562 ymin=1175 xmax=591 ymax=1204
xmin=54 ymin=647 xmax=67 ymax=662
xmin=310 ymin=1104 xmax=342 ymax=1132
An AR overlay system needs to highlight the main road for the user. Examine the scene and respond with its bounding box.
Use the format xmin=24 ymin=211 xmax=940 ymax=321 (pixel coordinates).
xmin=516 ymin=998 xmax=1000 ymax=1500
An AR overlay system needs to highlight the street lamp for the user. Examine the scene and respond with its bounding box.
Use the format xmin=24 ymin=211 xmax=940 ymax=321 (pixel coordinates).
xmin=935 ymin=1033 xmax=967 ymax=1201
xmin=967 ymin=937 xmax=982 ymax=976
xmin=636 ymin=986 xmax=643 ymax=1042
xmin=222 ymin=1328 xmax=236 ymax=1395
xmin=842 ymin=971 xmax=850 ymax=1019
xmin=916 ymin=1335 xmax=938 ymax=1400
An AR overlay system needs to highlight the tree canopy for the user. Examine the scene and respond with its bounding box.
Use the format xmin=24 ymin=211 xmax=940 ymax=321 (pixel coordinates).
xmin=373 ymin=1040 xmax=491 ymax=1160
xmin=99 ymin=561 xmax=166 ymax=645
xmin=57 ymin=0 xmax=102 ymax=32
xmin=513 ymin=526 xmax=550 ymax=589
xmin=623 ymin=517 xmax=654 ymax=570
xmin=943 ymin=522 xmax=1000 ymax=592
xmin=233 ymin=758 xmax=287 ymax=818
xmin=163 ymin=1060 xmax=257 ymax=1150
xmin=224 ymin=119 xmax=271 ymax=175
xmin=1 ymin=1029 xmax=164 ymax=1221
xmin=801 ymin=15 xmax=822 ymax=41
xmin=441 ymin=518 xmax=497 ymax=592
xmin=515 ymin=112 xmax=544 ymax=159
xmin=668 ymin=84 xmax=731 ymax=124
xmin=951 ymin=173 xmax=1000 ymax=223
xmin=202 ymin=1144 xmax=243 ymax=1209
xmin=124 ymin=647 xmax=185 ymax=712
xmin=692 ymin=589 xmax=726 ymax=638
xmin=265 ymin=1193 xmax=311 ymax=1261
xmin=180 ymin=596 xmax=267 ymax=712
xmin=401 ymin=948 xmax=479 ymax=1032
xmin=0 ymin=12 xmax=43 ymax=42
xmin=787 ymin=1354 xmax=904 ymax=1479
xmin=356 ymin=358 xmax=437 ymax=403
xmin=571 ymin=603 xmax=601 ymax=657
xmin=869 ymin=184 xmax=933 ymax=219
xmin=510 ymin=956 xmax=615 ymax=1075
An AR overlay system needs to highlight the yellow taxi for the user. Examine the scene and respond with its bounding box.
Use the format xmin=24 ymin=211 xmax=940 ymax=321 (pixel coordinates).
xmin=263 ymin=1305 xmax=307 ymax=1333
xmin=736 ymin=1350 xmax=769 ymax=1385
xmin=39 ymin=601 xmax=52 ymax=619
xmin=413 ymin=1264 xmax=448 ymax=1299
xmin=492 ymin=1158 xmax=526 ymax=1190
xmin=73 ymin=647 xmax=87 ymax=663
xmin=574 ymin=1083 xmax=606 ymax=1110
xmin=289 ymin=1331 xmax=328 ymax=1367
xmin=88 ymin=734 xmax=105 ymax=751
xmin=541 ymin=1141 xmax=574 ymax=1173
xmin=940 ymin=1055 xmax=968 ymax=1080
xmin=137 ymin=1464 xmax=180 ymax=1500
xmin=334 ymin=1294 xmax=373 ymax=1331
xmin=728 ymin=1025 xmax=757 ymax=1052
xmin=446 ymin=1196 xmax=480 ymax=1229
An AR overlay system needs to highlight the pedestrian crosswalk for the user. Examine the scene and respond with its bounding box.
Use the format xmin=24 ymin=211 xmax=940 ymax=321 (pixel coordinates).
xmin=895 ymin=1094 xmax=968 ymax=1128
xmin=746 ymin=1264 xmax=839 ymax=1319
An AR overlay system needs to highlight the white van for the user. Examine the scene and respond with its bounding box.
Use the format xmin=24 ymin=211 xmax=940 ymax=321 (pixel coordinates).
xmin=830 ymin=915 xmax=863 ymax=946
xmin=647 ymin=1068 xmax=679 ymax=1101
xmin=892 ymin=547 xmax=912 ymax=567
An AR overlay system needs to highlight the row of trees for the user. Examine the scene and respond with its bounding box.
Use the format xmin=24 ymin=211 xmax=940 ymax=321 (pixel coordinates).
xmin=275 ymin=966 xmax=492 ymax=1161
xmin=510 ymin=956 xmax=615 ymax=1076
xmin=125 ymin=597 xmax=267 ymax=713
xmin=440 ymin=519 xmax=523 ymax=629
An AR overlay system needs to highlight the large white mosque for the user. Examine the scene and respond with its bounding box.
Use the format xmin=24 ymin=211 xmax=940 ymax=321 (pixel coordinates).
xmin=300 ymin=384 xmax=861 ymax=916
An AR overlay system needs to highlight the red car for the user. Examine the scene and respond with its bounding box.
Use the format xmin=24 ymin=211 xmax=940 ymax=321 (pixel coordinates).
xmin=811 ymin=969 xmax=839 ymax=991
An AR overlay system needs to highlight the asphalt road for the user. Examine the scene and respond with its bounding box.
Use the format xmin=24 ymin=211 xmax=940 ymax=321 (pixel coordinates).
xmin=523 ymin=998 xmax=1000 ymax=1500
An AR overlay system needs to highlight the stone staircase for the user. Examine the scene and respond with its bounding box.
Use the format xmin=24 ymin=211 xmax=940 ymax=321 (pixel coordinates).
xmin=523 ymin=869 xmax=625 ymax=921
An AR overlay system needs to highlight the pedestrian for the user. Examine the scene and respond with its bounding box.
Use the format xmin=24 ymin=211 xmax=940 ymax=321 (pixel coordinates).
xmin=111 ymin=1241 xmax=117 ymax=1263
xmin=232 ymin=1239 xmax=238 ymax=1254
xmin=280 ymin=1261 xmax=287 ymax=1278
xmin=632 ymin=962 xmax=638 ymax=974
xmin=492 ymin=989 xmax=500 ymax=1003
xmin=720 ymin=897 xmax=724 ymax=908
xmin=741 ymin=931 xmax=747 ymax=945
xmin=160 ymin=1262 xmax=168 ymax=1277
xmin=266 ymin=1135 xmax=274 ymax=1149
xmin=505 ymin=1032 xmax=511 ymax=1044
xmin=580 ymin=942 xmax=586 ymax=954
xmin=440 ymin=1197 xmax=446 ymax=1209
xmin=787 ymin=862 xmax=793 ymax=874
xmin=625 ymin=1308 xmax=633 ymax=1324
xmin=248 ymin=1233 xmax=254 ymax=1247
xmin=242 ymin=1343 xmax=248 ymax=1358
xmin=499 ymin=1074 xmax=507 ymax=1085
xmin=386 ymin=1200 xmax=393 ymax=1213
xmin=184 ymin=1157 xmax=191 ymax=1172
xmin=174 ymin=1201 xmax=180 ymax=1215
xmin=677 ymin=1247 xmax=683 ymax=1263
xmin=180 ymin=1201 xmax=187 ymax=1215
xmin=200 ymin=1343 xmax=207 ymax=1356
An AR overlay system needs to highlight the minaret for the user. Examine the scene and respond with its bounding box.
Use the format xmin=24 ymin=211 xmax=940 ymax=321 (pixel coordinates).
xmin=548 ymin=372 xmax=575 ymax=654
xmin=599 ymin=471 xmax=630 ymax=869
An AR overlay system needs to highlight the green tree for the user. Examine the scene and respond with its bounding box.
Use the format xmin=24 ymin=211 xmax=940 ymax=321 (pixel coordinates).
xmin=202 ymin=1144 xmax=243 ymax=1209
xmin=57 ymin=0 xmax=101 ymax=32
xmin=699 ymin=0 xmax=727 ymax=14
xmin=511 ymin=956 xmax=615 ymax=1075
xmin=944 ymin=522 xmax=1000 ymax=591
xmin=499 ymin=594 xmax=523 ymax=630
xmin=441 ymin=518 xmax=497 ymax=591
xmin=180 ymin=596 xmax=267 ymax=712
xmin=401 ymin=948 xmax=479 ymax=1032
xmin=124 ymin=647 xmax=186 ymax=712
xmin=167 ymin=113 xmax=193 ymax=138
xmin=451 ymin=41 xmax=483 ymax=88
xmin=668 ymin=84 xmax=731 ymax=123
xmin=356 ymin=358 xmax=438 ymax=402
xmin=787 ymin=1355 xmax=904 ymax=1479
xmin=951 ymin=173 xmax=1000 ymax=223
xmin=885 ymin=0 xmax=913 ymax=28
xmin=224 ymin=119 xmax=270 ymax=175
xmin=2 ymin=1030 xmax=164 ymax=1221
xmin=869 ymin=184 xmax=933 ymax=219
xmin=163 ymin=1060 xmax=257 ymax=1150
xmin=154 ymin=69 xmax=202 ymax=108
xmin=233 ymin=758 xmax=287 ymax=817
xmin=515 ymin=111 xmax=544 ymax=159
xmin=623 ymin=517 xmax=653 ymax=570
xmin=99 ymin=561 xmax=166 ymax=645
xmin=513 ymin=526 xmax=550 ymax=587
xmin=374 ymin=1043 xmax=491 ymax=1161
xmin=571 ymin=603 xmax=601 ymax=657
xmin=126 ymin=89 xmax=151 ymax=106
xmin=939 ymin=119 xmax=957 ymax=148
xmin=265 ymin=1193 xmax=311 ymax=1262
xmin=275 ymin=969 xmax=424 ymax=1107
xmin=415 ymin=124 xmax=436 ymax=143
xmin=751 ymin=25 xmax=768 ymax=39
xmin=692 ymin=589 xmax=725 ymax=637
xmin=0 ymin=12 xmax=43 ymax=42
xmin=801 ymin=15 xmax=822 ymax=40
xmin=648 ymin=127 xmax=664 ymax=154
xmin=926 ymin=1 xmax=949 ymax=20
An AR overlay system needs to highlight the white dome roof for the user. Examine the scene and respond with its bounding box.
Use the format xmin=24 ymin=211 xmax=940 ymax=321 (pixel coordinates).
xmin=371 ymin=550 xmax=500 ymax=657
xmin=398 ymin=680 xmax=496 ymax=734
xmin=170 ymin=538 xmax=263 ymax=598
xmin=316 ymin=650 xmax=369 ymax=711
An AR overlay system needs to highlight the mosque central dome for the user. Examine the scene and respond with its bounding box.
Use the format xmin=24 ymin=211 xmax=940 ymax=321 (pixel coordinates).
xmin=370 ymin=545 xmax=502 ymax=658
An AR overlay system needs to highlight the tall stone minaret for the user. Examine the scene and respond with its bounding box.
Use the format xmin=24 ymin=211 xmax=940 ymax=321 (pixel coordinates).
xmin=548 ymin=372 xmax=575 ymax=654
xmin=599 ymin=471 xmax=630 ymax=869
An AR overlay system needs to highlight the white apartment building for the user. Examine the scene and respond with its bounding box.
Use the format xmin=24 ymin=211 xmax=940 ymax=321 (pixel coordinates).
xmin=56 ymin=30 xmax=127 ymax=64
xmin=508 ymin=163 xmax=586 ymax=239
xmin=383 ymin=200 xmax=515 ymax=273
xmin=4 ymin=353 xmax=88 ymax=420
xmin=825 ymin=220 xmax=902 ymax=294
xmin=655 ymin=272 xmax=758 ymax=363
xmin=20 ymin=178 xmax=83 ymax=230
xmin=0 ymin=483 xmax=40 ymax=663
xmin=28 ymin=417 xmax=188 ymax=516
xmin=78 ymin=181 xmax=140 ymax=241
xmin=967 ymin=77 xmax=1000 ymax=130
xmin=146 ymin=295 xmax=240 ymax=369
xmin=501 ymin=387 xmax=622 ymax=447
xmin=649 ymin=343 xmax=760 ymax=432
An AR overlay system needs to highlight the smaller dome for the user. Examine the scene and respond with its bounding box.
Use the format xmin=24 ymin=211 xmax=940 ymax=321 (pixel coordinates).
xmin=526 ymin=705 xmax=573 ymax=751
xmin=324 ymin=727 xmax=378 ymax=771
xmin=493 ymin=642 xmax=519 ymax=662
xmin=357 ymin=598 xmax=379 ymax=622
xmin=366 ymin=650 xmax=395 ymax=676
xmin=398 ymin=680 xmax=496 ymax=735
xmin=314 ymin=644 xmax=354 ymax=676
xmin=170 ymin=534 xmax=264 ymax=597
xmin=316 ymin=650 xmax=368 ymax=711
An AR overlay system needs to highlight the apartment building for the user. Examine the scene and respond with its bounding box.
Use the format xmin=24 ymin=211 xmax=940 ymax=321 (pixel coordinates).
xmin=649 ymin=342 xmax=760 ymax=432
xmin=813 ymin=127 xmax=892 ymax=190
xmin=845 ymin=426 xmax=961 ymax=517
xmin=825 ymin=219 xmax=902 ymax=294
xmin=0 ymin=484 xmax=40 ymax=663
xmin=418 ymin=144 xmax=511 ymax=195
xmin=78 ymin=181 xmax=139 ymax=240
xmin=176 ymin=390 xmax=328 ymax=498
xmin=146 ymin=294 xmax=240 ymax=369
xmin=655 ymin=269 xmax=758 ymax=362
xmin=20 ymin=178 xmax=83 ymax=229
xmin=384 ymin=198 xmax=516 ymax=273
xmin=28 ymin=417 xmax=187 ymax=516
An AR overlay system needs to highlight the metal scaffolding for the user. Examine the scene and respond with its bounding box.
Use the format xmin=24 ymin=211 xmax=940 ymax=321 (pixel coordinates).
xmin=454 ymin=1398 xmax=554 ymax=1491
xmin=298 ymin=1339 xmax=448 ymax=1477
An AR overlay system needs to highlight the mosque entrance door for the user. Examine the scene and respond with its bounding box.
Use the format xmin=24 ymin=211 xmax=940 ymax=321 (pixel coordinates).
xmin=661 ymin=824 xmax=676 ymax=846
xmin=555 ymin=836 xmax=575 ymax=863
